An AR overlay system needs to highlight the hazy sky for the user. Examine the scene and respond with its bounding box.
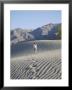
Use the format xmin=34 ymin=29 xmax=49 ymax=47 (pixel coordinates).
xmin=10 ymin=10 xmax=61 ymax=30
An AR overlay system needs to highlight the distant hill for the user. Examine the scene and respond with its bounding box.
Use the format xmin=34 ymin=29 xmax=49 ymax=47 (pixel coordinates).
xmin=11 ymin=23 xmax=61 ymax=45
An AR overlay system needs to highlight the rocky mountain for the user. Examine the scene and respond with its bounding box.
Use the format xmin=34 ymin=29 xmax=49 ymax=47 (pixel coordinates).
xmin=11 ymin=28 xmax=34 ymax=45
xmin=31 ymin=23 xmax=61 ymax=40
xmin=11 ymin=23 xmax=61 ymax=45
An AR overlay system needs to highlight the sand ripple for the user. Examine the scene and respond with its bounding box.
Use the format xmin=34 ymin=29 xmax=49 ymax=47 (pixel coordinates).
xmin=11 ymin=50 xmax=61 ymax=79
xmin=11 ymin=40 xmax=61 ymax=79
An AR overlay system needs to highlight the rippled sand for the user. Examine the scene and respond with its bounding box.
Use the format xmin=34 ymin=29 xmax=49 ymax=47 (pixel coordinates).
xmin=11 ymin=40 xmax=61 ymax=79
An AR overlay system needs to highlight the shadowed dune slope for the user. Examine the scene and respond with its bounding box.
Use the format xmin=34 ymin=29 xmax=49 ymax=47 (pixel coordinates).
xmin=11 ymin=40 xmax=61 ymax=57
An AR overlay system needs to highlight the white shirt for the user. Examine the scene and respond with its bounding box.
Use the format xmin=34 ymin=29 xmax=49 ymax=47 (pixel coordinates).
xmin=33 ymin=44 xmax=37 ymax=49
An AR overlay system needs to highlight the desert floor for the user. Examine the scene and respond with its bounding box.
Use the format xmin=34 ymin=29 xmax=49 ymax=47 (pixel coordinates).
xmin=11 ymin=40 xmax=61 ymax=79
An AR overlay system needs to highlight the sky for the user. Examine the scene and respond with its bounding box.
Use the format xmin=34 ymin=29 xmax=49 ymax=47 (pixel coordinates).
xmin=10 ymin=10 xmax=61 ymax=30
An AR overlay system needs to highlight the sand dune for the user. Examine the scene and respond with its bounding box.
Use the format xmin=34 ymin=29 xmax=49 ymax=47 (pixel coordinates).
xmin=11 ymin=40 xmax=61 ymax=79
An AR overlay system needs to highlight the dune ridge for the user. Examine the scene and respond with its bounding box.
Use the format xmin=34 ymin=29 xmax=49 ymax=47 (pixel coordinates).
xmin=11 ymin=40 xmax=61 ymax=79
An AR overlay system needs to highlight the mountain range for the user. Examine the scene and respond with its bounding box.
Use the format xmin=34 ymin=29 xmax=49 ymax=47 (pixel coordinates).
xmin=11 ymin=23 xmax=61 ymax=45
